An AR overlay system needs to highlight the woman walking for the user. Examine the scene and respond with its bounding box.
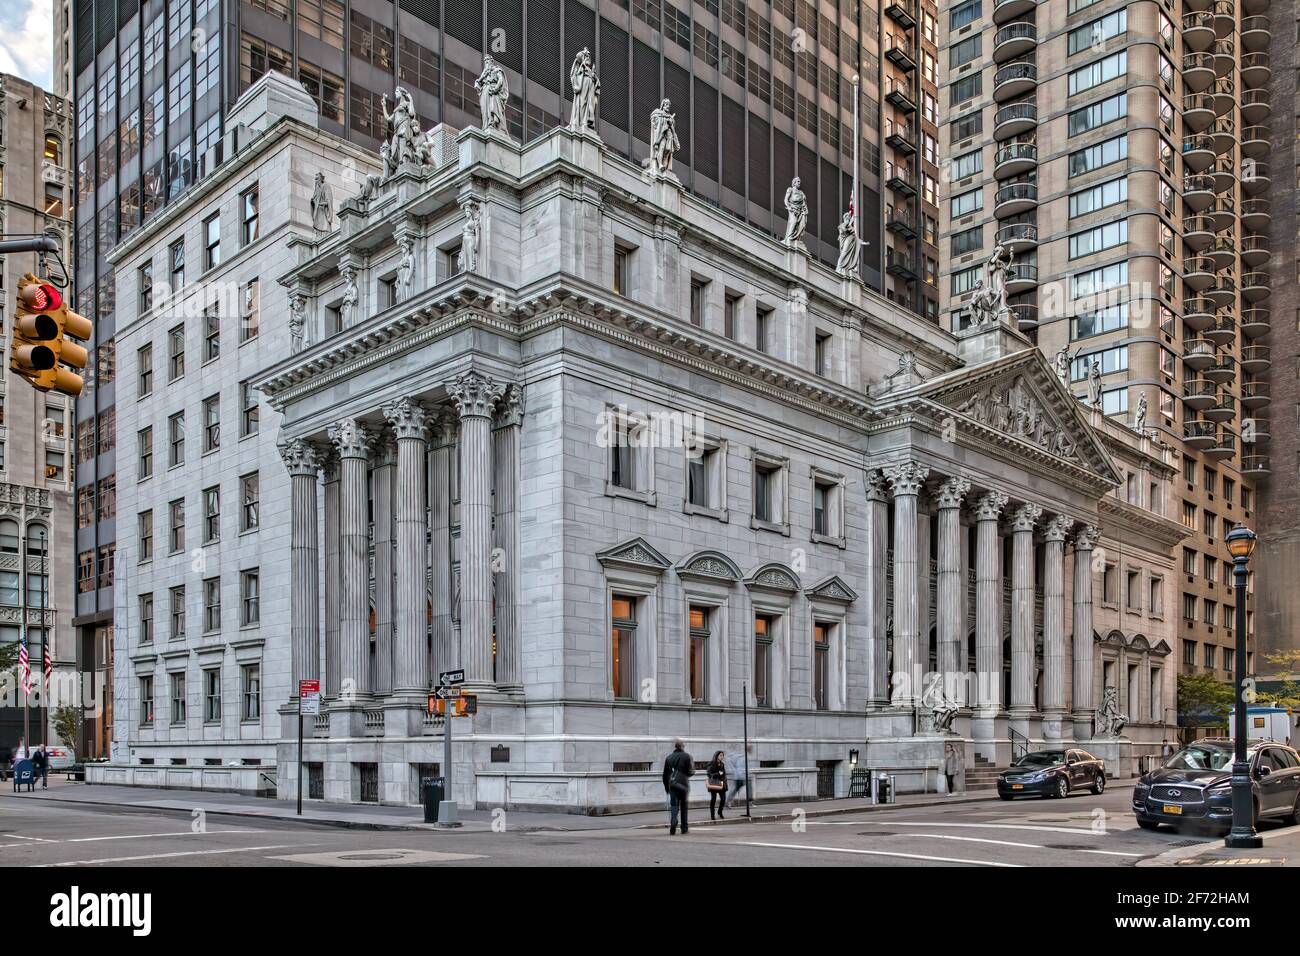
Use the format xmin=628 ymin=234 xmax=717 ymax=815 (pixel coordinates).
xmin=706 ymin=750 xmax=728 ymax=820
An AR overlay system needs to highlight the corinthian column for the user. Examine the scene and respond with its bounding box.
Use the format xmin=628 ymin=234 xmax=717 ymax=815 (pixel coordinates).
xmin=429 ymin=410 xmax=456 ymax=682
xmin=1042 ymin=514 xmax=1072 ymax=737
xmin=973 ymin=491 xmax=1007 ymax=719
xmin=1072 ymin=525 xmax=1101 ymax=740
xmin=446 ymin=370 xmax=505 ymax=686
xmin=864 ymin=471 xmax=890 ymax=707
xmin=885 ymin=461 xmax=929 ymax=705
xmin=1009 ymin=503 xmax=1042 ymax=720
xmin=322 ymin=449 xmax=341 ymax=696
xmin=328 ymin=418 xmax=373 ymax=698
xmin=935 ymin=476 xmax=970 ymax=700
xmin=383 ymin=397 xmax=430 ymax=695
xmin=492 ymin=385 xmax=524 ymax=689
xmin=281 ymin=439 xmax=321 ymax=691
xmin=371 ymin=431 xmax=396 ymax=695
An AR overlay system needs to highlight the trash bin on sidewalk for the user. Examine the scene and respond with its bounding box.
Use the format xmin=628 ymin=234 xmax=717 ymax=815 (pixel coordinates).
xmin=422 ymin=777 xmax=445 ymax=822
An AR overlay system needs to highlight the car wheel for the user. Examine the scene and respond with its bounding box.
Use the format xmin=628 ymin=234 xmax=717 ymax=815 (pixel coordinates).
xmin=1092 ymin=772 xmax=1105 ymax=795
xmin=1282 ymin=795 xmax=1299 ymax=827
xmin=1055 ymin=776 xmax=1070 ymax=799
xmin=1137 ymin=819 xmax=1161 ymax=831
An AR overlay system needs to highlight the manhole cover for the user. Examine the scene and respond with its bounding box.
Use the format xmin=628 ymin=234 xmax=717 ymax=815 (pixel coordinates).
xmin=1044 ymin=844 xmax=1093 ymax=851
xmin=855 ymin=832 xmax=898 ymax=837
xmin=1168 ymin=839 xmax=1204 ymax=848
xmin=339 ymin=852 xmax=406 ymax=861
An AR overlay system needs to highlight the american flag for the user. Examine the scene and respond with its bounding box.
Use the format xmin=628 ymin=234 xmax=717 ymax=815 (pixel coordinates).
xmin=43 ymin=642 xmax=52 ymax=692
xmin=18 ymin=637 xmax=33 ymax=697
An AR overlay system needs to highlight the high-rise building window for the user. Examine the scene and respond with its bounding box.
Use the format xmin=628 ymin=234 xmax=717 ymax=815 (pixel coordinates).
xmin=203 ymin=214 xmax=221 ymax=270
xmin=169 ymin=412 xmax=185 ymax=467
xmin=169 ymin=498 xmax=186 ymax=553
xmin=140 ymin=676 xmax=155 ymax=725
xmin=140 ymin=593 xmax=154 ymax=643
xmin=241 ymin=569 xmax=260 ymax=626
xmin=204 ymin=577 xmax=221 ymax=632
xmin=241 ymin=382 xmax=260 ymax=436
xmin=168 ymin=325 xmax=185 ymax=380
xmin=170 ymin=585 xmax=186 ymax=638
xmin=203 ymin=486 xmax=220 ymax=543
xmin=203 ymin=395 xmax=220 ymax=452
xmin=138 ymin=510 xmax=153 ymax=562
xmin=240 ymin=473 xmax=260 ymax=531
xmin=138 ymin=426 xmax=153 ymax=478
xmin=204 ymin=668 xmax=222 ymax=722
xmin=242 ymin=664 xmax=261 ymax=720
xmin=204 ymin=306 xmax=220 ymax=362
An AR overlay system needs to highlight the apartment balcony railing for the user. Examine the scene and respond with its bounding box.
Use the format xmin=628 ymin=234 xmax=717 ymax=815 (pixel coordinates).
xmin=1203 ymin=392 xmax=1236 ymax=423
xmin=1203 ymin=313 xmax=1236 ymax=346
xmin=992 ymin=0 xmax=1037 ymax=24
xmin=993 ymin=61 xmax=1037 ymax=101
xmin=1240 ymin=380 xmax=1270 ymax=408
xmin=1240 ymin=234 xmax=1270 ymax=267
xmin=994 ymin=141 xmax=1037 ymax=178
xmin=886 ymin=78 xmax=916 ymax=113
xmin=993 ymin=22 xmax=1038 ymax=62
xmin=1240 ymin=305 xmax=1270 ymax=337
xmin=1240 ymin=125 xmax=1268 ymax=159
xmin=1204 ymin=354 xmax=1236 ymax=385
xmin=1206 ymin=428 xmax=1236 ymax=460
xmin=1240 ymin=345 xmax=1271 ymax=373
xmin=1182 ymin=254 xmax=1215 ymax=290
xmin=1241 ymin=88 xmax=1270 ymax=124
xmin=1240 ymin=197 xmax=1270 ymax=229
xmin=1241 ymin=271 xmax=1270 ymax=302
xmin=1212 ymin=0 xmax=1236 ymax=37
xmin=1243 ymin=412 xmax=1269 ymax=442
xmin=1182 ymin=213 xmax=1215 ymax=249
xmin=997 ymin=222 xmax=1038 ymax=252
xmin=993 ymin=102 xmax=1037 ymax=138
xmin=1011 ymin=303 xmax=1038 ymax=330
xmin=1241 ymin=52 xmax=1271 ymax=87
xmin=1241 ymin=160 xmax=1270 ymax=195
xmin=1181 ymin=51 xmax=1216 ymax=91
xmin=886 ymin=34 xmax=917 ymax=72
xmin=884 ymin=0 xmax=917 ymax=29
xmin=1182 ymin=338 xmax=1216 ymax=371
xmin=1182 ymin=92 xmax=1215 ymax=131
xmin=994 ymin=182 xmax=1038 ymax=217
xmin=1182 ymin=379 xmax=1217 ymax=412
xmin=1241 ymin=455 xmax=1271 ymax=477
xmin=1240 ymin=16 xmax=1272 ymax=51
xmin=1184 ymin=296 xmax=1215 ymax=331
xmin=1183 ymin=419 xmax=1217 ymax=448
xmin=1182 ymin=11 xmax=1215 ymax=51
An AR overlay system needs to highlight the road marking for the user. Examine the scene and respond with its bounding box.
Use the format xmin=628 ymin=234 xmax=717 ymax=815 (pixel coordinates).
xmin=35 ymin=843 xmax=323 ymax=867
xmin=64 ymin=829 xmax=264 ymax=844
xmin=897 ymin=833 xmax=1044 ymax=849
xmin=734 ymin=840 xmax=1022 ymax=866
xmin=858 ymin=820 xmax=1103 ymax=836
xmin=1080 ymin=849 xmax=1144 ymax=858
xmin=7 ymin=834 xmax=55 ymax=842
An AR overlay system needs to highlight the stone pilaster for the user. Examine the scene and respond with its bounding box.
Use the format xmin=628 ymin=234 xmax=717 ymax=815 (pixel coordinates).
xmin=1072 ymin=525 xmax=1101 ymax=740
xmin=1009 ymin=503 xmax=1042 ymax=720
xmin=885 ymin=461 xmax=929 ymax=705
xmin=328 ymin=418 xmax=373 ymax=699
xmin=322 ymin=449 xmax=341 ymax=696
xmin=371 ymin=430 xmax=397 ymax=695
xmin=429 ymin=410 xmax=456 ymax=682
xmin=492 ymin=385 xmax=524 ymax=689
xmin=934 ymin=476 xmax=970 ymax=699
xmin=864 ymin=470 xmax=890 ymax=707
xmin=1042 ymin=514 xmax=1072 ymax=737
xmin=281 ymin=439 xmax=321 ymax=691
xmin=446 ymin=370 xmax=505 ymax=686
xmin=383 ymin=397 xmax=430 ymax=695
xmin=973 ymin=491 xmax=1008 ymax=719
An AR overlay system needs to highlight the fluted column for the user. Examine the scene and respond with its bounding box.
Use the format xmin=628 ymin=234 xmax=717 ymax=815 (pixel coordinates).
xmin=322 ymin=450 xmax=341 ymax=696
xmin=329 ymin=418 xmax=373 ymax=698
xmin=885 ymin=461 xmax=929 ymax=705
xmin=492 ymin=385 xmax=524 ymax=688
xmin=281 ymin=439 xmax=321 ymax=690
xmin=935 ymin=476 xmax=970 ymax=700
xmin=429 ymin=411 xmax=456 ymax=682
xmin=1072 ymin=525 xmax=1101 ymax=740
xmin=383 ymin=397 xmax=430 ymax=695
xmin=1009 ymin=503 xmax=1042 ymax=718
xmin=371 ymin=431 xmax=396 ymax=694
xmin=1042 ymin=514 xmax=1072 ymax=737
xmin=446 ymin=370 xmax=505 ymax=686
xmin=973 ymin=491 xmax=1008 ymax=717
xmin=864 ymin=471 xmax=890 ymax=707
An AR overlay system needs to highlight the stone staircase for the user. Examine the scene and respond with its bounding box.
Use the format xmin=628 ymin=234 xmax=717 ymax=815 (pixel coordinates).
xmin=965 ymin=753 xmax=1005 ymax=792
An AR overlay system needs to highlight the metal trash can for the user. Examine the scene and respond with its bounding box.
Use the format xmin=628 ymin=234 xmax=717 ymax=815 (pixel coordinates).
xmin=875 ymin=772 xmax=892 ymax=805
xmin=422 ymin=776 xmax=445 ymax=823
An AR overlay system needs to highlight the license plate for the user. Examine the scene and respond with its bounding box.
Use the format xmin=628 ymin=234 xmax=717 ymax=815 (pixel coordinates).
xmin=1162 ymin=805 xmax=1183 ymax=815
xmin=1011 ymin=784 xmax=1024 ymax=790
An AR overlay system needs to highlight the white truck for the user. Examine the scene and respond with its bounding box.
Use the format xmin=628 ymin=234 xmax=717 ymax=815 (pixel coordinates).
xmin=1229 ymin=706 xmax=1298 ymax=747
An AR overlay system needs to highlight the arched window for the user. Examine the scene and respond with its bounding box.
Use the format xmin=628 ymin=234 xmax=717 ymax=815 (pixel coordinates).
xmin=26 ymin=524 xmax=49 ymax=556
xmin=0 ymin=520 xmax=18 ymax=555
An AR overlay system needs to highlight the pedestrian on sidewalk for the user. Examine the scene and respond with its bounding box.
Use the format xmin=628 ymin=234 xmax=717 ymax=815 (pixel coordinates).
xmin=725 ymin=745 xmax=753 ymax=809
xmin=706 ymin=750 xmax=728 ymax=820
xmin=662 ymin=738 xmax=695 ymax=835
xmin=943 ymin=743 xmax=962 ymax=795
xmin=32 ymin=745 xmax=49 ymax=789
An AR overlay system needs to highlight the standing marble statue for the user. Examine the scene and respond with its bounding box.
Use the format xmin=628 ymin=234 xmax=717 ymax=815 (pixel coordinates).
xmin=970 ymin=241 xmax=1014 ymax=326
xmin=1132 ymin=391 xmax=1148 ymax=433
xmin=289 ymin=292 xmax=306 ymax=352
xmin=1087 ymin=359 xmax=1103 ymax=408
xmin=311 ymin=172 xmax=333 ymax=232
xmin=835 ymin=212 xmax=860 ymax=280
xmin=340 ymin=265 xmax=359 ymax=327
xmin=475 ymin=56 xmax=509 ymax=135
xmin=649 ymin=99 xmax=680 ymax=177
xmin=1053 ymin=345 xmax=1078 ymax=386
xmin=458 ymin=201 xmax=481 ymax=274
xmin=397 ymin=237 xmax=415 ymax=300
xmin=382 ymin=88 xmax=422 ymax=166
xmin=568 ymin=48 xmax=600 ymax=134
xmin=782 ymin=177 xmax=808 ymax=246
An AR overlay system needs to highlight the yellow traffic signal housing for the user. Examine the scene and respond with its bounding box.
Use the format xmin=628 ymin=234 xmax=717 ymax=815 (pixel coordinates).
xmin=11 ymin=273 xmax=92 ymax=396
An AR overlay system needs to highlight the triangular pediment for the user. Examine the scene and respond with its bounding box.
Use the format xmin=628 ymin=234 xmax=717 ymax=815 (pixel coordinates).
xmin=596 ymin=537 xmax=672 ymax=574
xmin=675 ymin=550 xmax=742 ymax=583
xmin=743 ymin=562 xmax=801 ymax=594
xmin=805 ymin=575 xmax=858 ymax=604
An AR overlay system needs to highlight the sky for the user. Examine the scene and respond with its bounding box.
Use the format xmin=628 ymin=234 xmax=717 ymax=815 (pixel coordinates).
xmin=0 ymin=0 xmax=56 ymax=93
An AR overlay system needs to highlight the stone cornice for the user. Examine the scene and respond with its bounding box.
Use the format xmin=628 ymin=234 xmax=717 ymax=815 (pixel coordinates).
xmin=1098 ymin=497 xmax=1193 ymax=550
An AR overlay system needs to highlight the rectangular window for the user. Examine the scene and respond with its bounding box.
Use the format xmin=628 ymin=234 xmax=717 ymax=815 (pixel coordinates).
xmin=203 ymin=395 xmax=220 ymax=452
xmin=724 ymin=293 xmax=741 ymax=341
xmin=241 ymin=279 xmax=260 ymax=342
xmin=612 ymin=247 xmax=629 ymax=295
xmin=140 ymin=677 xmax=155 ymax=725
xmin=1071 ymin=345 xmax=1128 ymax=381
xmin=690 ymin=278 xmax=708 ymax=327
xmin=138 ymin=510 xmax=153 ymax=562
xmin=138 ymin=344 xmax=153 ymax=396
xmin=689 ymin=606 xmax=709 ymax=703
xmin=1069 ymin=220 xmax=1128 ymax=259
xmin=241 ymin=186 xmax=259 ymax=245
xmin=204 ymin=576 xmax=221 ymax=632
xmin=170 ymin=584 xmax=186 ymax=639
xmin=138 ymin=426 xmax=153 ymax=478
xmin=242 ymin=664 xmax=261 ymax=720
xmin=814 ymin=332 xmax=831 ymax=377
xmin=241 ymin=382 xmax=259 ymax=437
xmin=204 ymin=668 xmax=222 ymax=722
xmin=203 ymin=213 xmax=221 ymax=270
xmin=951 ymin=265 xmax=980 ymax=296
xmin=140 ymin=593 xmax=154 ymax=643
xmin=951 ymin=225 xmax=983 ymax=257
xmin=170 ymin=673 xmax=187 ymax=724
xmin=950 ymin=0 xmax=980 ymax=29
xmin=951 ymin=111 xmax=982 ymax=142
xmin=1068 ymin=10 xmax=1127 ymax=56
xmin=949 ymin=73 xmax=981 ymax=106
xmin=203 ymin=486 xmax=220 ymax=543
xmin=139 ymin=263 xmax=154 ymax=313
xmin=1068 ymin=51 xmax=1127 ymax=96
xmin=950 ymin=188 xmax=983 ymax=219
xmin=950 ymin=149 xmax=983 ymax=182
xmin=169 ymin=238 xmax=185 ymax=290
xmin=813 ymin=622 xmax=830 ymax=710
xmin=609 ymin=430 xmax=635 ymax=490
xmin=204 ymin=307 xmax=220 ymax=362
xmin=754 ymin=614 xmax=773 ymax=707
xmin=168 ymin=325 xmax=185 ymax=380
xmin=949 ymin=35 xmax=981 ymax=69
xmin=611 ymin=595 xmax=636 ymax=700
xmin=169 ymin=497 xmax=186 ymax=554
xmin=241 ymin=569 xmax=260 ymax=626
xmin=1068 ymin=93 xmax=1126 ymax=136
xmin=169 ymin=412 xmax=185 ymax=467
xmin=755 ymin=305 xmax=772 ymax=354
xmin=1069 ymin=176 xmax=1128 ymax=218
xmin=240 ymin=472 xmax=260 ymax=531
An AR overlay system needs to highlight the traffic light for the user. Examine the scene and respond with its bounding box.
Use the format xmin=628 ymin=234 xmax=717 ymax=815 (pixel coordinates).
xmin=11 ymin=273 xmax=92 ymax=396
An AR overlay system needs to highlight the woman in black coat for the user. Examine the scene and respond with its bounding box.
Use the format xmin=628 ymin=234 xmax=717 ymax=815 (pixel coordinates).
xmin=706 ymin=750 xmax=728 ymax=820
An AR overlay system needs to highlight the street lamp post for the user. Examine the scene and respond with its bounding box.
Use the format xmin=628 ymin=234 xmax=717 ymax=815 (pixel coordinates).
xmin=1224 ymin=525 xmax=1262 ymax=849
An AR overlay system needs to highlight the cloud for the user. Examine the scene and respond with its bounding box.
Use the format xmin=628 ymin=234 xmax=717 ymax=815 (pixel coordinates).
xmin=0 ymin=0 xmax=56 ymax=92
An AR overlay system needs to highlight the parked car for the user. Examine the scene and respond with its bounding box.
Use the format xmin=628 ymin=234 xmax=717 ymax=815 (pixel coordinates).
xmin=1133 ymin=738 xmax=1300 ymax=832
xmin=997 ymin=748 xmax=1107 ymax=800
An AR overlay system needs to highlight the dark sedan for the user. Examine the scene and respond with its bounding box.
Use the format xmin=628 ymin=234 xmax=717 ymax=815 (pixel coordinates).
xmin=997 ymin=748 xmax=1107 ymax=800
xmin=1132 ymin=739 xmax=1300 ymax=832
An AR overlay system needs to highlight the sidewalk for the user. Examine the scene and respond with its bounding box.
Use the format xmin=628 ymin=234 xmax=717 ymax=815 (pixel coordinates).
xmin=1139 ymin=823 xmax=1300 ymax=867
xmin=0 ymin=775 xmax=1110 ymax=833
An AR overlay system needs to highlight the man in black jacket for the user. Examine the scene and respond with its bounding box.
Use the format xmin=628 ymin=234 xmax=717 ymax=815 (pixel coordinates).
xmin=662 ymin=738 xmax=695 ymax=835
xmin=32 ymin=745 xmax=48 ymax=789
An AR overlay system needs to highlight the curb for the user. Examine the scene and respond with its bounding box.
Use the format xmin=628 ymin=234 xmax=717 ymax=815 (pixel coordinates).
xmin=1137 ymin=822 xmax=1300 ymax=867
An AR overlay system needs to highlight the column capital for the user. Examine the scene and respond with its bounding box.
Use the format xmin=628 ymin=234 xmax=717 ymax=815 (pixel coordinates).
xmin=1043 ymin=513 xmax=1073 ymax=542
xmin=279 ymin=438 xmax=321 ymax=477
xmin=446 ymin=370 xmax=506 ymax=419
xmin=382 ymin=396 xmax=431 ymax=440
xmin=493 ymin=383 xmax=525 ymax=429
xmin=933 ymin=476 xmax=971 ymax=510
xmin=884 ymin=461 xmax=929 ymax=497
xmin=327 ymin=418 xmax=373 ymax=459
xmin=974 ymin=490 xmax=1009 ymax=521
xmin=1010 ymin=502 xmax=1043 ymax=532
xmin=1072 ymin=524 xmax=1102 ymax=551
xmin=864 ymin=469 xmax=889 ymax=502
xmin=373 ymin=428 xmax=399 ymax=468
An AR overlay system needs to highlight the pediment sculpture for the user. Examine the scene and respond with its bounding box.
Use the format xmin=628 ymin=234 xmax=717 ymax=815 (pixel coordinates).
xmin=951 ymin=374 xmax=1080 ymax=462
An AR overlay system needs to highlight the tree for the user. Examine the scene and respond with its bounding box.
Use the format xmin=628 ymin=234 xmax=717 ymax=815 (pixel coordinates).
xmin=52 ymin=705 xmax=81 ymax=751
xmin=1255 ymin=651 xmax=1300 ymax=710
xmin=1177 ymin=671 xmax=1235 ymax=727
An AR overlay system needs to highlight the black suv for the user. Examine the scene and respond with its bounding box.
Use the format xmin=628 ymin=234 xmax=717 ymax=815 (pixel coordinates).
xmin=1133 ymin=739 xmax=1300 ymax=832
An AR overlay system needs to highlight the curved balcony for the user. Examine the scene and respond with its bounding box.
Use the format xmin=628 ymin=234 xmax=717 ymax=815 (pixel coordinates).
xmin=1011 ymin=303 xmax=1038 ymax=331
xmin=1241 ymin=272 xmax=1271 ymax=302
xmin=1241 ymin=380 xmax=1271 ymax=408
xmin=1240 ymin=306 xmax=1270 ymax=338
xmin=1242 ymin=0 xmax=1266 ymax=14
xmin=1005 ymin=263 xmax=1038 ymax=294
xmin=998 ymin=222 xmax=1039 ymax=254
xmin=1240 ymin=126 xmax=1268 ymax=159
xmin=1203 ymin=393 xmax=1236 ymax=423
xmin=1210 ymin=114 xmax=1235 ymax=154
xmin=1204 ymin=313 xmax=1236 ymax=345
xmin=992 ymin=0 xmax=1037 ymax=23
xmin=994 ymin=141 xmax=1037 ymax=178
xmin=1241 ymin=52 xmax=1271 ymax=88
xmin=1204 ymin=355 xmax=1236 ymax=385
xmin=1243 ymin=413 xmax=1269 ymax=442
xmin=994 ymin=182 xmax=1038 ymax=217
xmin=1184 ymin=297 xmax=1216 ymax=331
xmin=1240 ymin=198 xmax=1270 ymax=230
xmin=1205 ymin=276 xmax=1236 ymax=309
xmin=1183 ymin=380 xmax=1217 ymax=412
xmin=1181 ymin=92 xmax=1215 ymax=132
xmin=1242 ymin=160 xmax=1270 ymax=195
xmin=1183 ymin=419 xmax=1217 ymax=449
xmin=1181 ymin=132 xmax=1215 ymax=172
xmin=1183 ymin=214 xmax=1215 ymax=250
xmin=1208 ymin=196 xmax=1235 ymax=233
xmin=1241 ymin=16 xmax=1272 ymax=50
xmin=1182 ymin=173 xmax=1215 ymax=211
xmin=993 ymin=61 xmax=1038 ymax=101
xmin=1182 ymin=11 xmax=1215 ymax=51
xmin=1181 ymin=51 xmax=1216 ymax=92
xmin=1206 ymin=428 xmax=1236 ymax=461
xmin=1207 ymin=236 xmax=1236 ymax=270
xmin=994 ymin=103 xmax=1038 ymax=139
xmin=1211 ymin=75 xmax=1235 ymax=117
xmin=993 ymin=22 xmax=1038 ymax=62
xmin=1212 ymin=0 xmax=1236 ymax=37
xmin=1240 ymin=235 xmax=1270 ymax=268
xmin=1241 ymin=455 xmax=1271 ymax=478
xmin=1240 ymin=345 xmax=1272 ymax=372
xmin=1182 ymin=338 xmax=1217 ymax=371
xmin=1182 ymin=255 xmax=1215 ymax=291
xmin=1210 ymin=162 xmax=1236 ymax=195
xmin=1213 ymin=38 xmax=1235 ymax=77
xmin=1241 ymin=89 xmax=1270 ymax=125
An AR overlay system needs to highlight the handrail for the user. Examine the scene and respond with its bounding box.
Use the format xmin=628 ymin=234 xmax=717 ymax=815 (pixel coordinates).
xmin=1009 ymin=727 xmax=1031 ymax=762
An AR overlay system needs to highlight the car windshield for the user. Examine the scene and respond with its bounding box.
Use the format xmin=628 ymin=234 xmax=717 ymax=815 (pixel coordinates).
xmin=1165 ymin=746 xmax=1234 ymax=771
xmin=1015 ymin=751 xmax=1065 ymax=767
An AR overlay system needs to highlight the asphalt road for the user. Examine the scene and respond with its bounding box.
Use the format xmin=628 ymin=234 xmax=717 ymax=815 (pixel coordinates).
xmin=8 ymin=785 xmax=1290 ymax=868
